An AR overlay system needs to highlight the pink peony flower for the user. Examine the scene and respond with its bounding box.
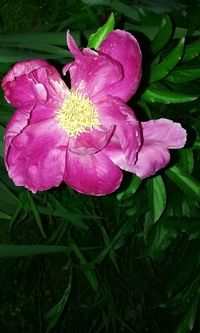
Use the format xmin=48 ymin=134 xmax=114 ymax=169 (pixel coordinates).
xmin=2 ymin=30 xmax=186 ymax=195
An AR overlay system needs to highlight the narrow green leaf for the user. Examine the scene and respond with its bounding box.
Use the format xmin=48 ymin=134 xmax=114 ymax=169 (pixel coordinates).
xmin=179 ymin=148 xmax=194 ymax=174
xmin=151 ymin=15 xmax=173 ymax=54
xmin=100 ymin=225 xmax=120 ymax=273
xmin=88 ymin=13 xmax=114 ymax=49
xmin=193 ymin=139 xmax=200 ymax=149
xmin=124 ymin=22 xmax=158 ymax=41
xmin=69 ymin=236 xmax=98 ymax=290
xmin=45 ymin=264 xmax=72 ymax=333
xmin=150 ymin=38 xmax=185 ymax=83
xmin=28 ymin=192 xmax=47 ymax=238
xmin=82 ymin=0 xmax=139 ymax=21
xmin=164 ymin=217 xmax=200 ymax=238
xmin=0 ymin=125 xmax=5 ymax=158
xmin=175 ymin=295 xmax=200 ymax=333
xmin=0 ymin=32 xmax=67 ymax=45
xmin=47 ymin=194 xmax=89 ymax=230
xmin=165 ymin=66 xmax=200 ymax=83
xmin=4 ymin=43 xmax=70 ymax=57
xmin=0 ymin=245 xmax=68 ymax=257
xmin=147 ymin=175 xmax=166 ymax=223
xmin=0 ymin=180 xmax=21 ymax=213
xmin=167 ymin=240 xmax=200 ymax=296
xmin=117 ymin=176 xmax=142 ymax=200
xmin=0 ymin=49 xmax=67 ymax=62
xmin=182 ymin=39 xmax=200 ymax=62
xmin=0 ymin=211 xmax=11 ymax=220
xmin=144 ymin=221 xmax=177 ymax=256
xmin=165 ymin=164 xmax=200 ymax=200
xmin=142 ymin=83 xmax=198 ymax=104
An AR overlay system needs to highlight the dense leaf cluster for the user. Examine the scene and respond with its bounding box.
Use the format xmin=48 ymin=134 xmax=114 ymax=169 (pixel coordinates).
xmin=1 ymin=1 xmax=200 ymax=332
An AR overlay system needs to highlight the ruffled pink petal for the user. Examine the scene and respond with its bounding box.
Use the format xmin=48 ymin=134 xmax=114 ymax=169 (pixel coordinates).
xmin=64 ymin=150 xmax=123 ymax=195
xmin=140 ymin=119 xmax=187 ymax=148
xmin=95 ymin=95 xmax=141 ymax=164
xmin=99 ymin=29 xmax=142 ymax=101
xmin=63 ymin=32 xmax=123 ymax=98
xmin=130 ymin=119 xmax=187 ymax=178
xmin=69 ymin=125 xmax=115 ymax=155
xmin=104 ymin=119 xmax=186 ymax=178
xmin=6 ymin=119 xmax=68 ymax=193
xmin=2 ymin=59 xmax=68 ymax=109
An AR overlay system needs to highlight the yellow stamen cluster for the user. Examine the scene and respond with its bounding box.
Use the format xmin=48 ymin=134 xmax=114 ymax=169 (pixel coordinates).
xmin=56 ymin=91 xmax=100 ymax=137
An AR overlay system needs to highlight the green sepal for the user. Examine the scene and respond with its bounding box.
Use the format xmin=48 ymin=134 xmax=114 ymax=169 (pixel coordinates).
xmin=88 ymin=13 xmax=115 ymax=49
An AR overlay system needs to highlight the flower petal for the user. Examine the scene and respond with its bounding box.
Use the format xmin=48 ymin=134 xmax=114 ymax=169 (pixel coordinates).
xmin=140 ymin=118 xmax=187 ymax=148
xmin=130 ymin=119 xmax=187 ymax=178
xmin=96 ymin=95 xmax=141 ymax=164
xmin=6 ymin=119 xmax=68 ymax=192
xmin=66 ymin=30 xmax=82 ymax=58
xmin=64 ymin=151 xmax=123 ymax=195
xmin=99 ymin=29 xmax=142 ymax=101
xmin=69 ymin=125 xmax=115 ymax=155
xmin=105 ymin=119 xmax=186 ymax=178
xmin=63 ymin=32 xmax=123 ymax=98
xmin=131 ymin=142 xmax=171 ymax=178
xmin=4 ymin=106 xmax=33 ymax=160
xmin=2 ymin=59 xmax=68 ymax=108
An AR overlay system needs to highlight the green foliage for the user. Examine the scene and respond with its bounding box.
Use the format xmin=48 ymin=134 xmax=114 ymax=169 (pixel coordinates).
xmin=142 ymin=82 xmax=198 ymax=103
xmin=149 ymin=37 xmax=185 ymax=83
xmin=1 ymin=1 xmax=200 ymax=333
xmin=151 ymin=15 xmax=173 ymax=54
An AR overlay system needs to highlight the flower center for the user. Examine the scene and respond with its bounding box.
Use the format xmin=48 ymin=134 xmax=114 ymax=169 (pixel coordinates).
xmin=56 ymin=91 xmax=100 ymax=137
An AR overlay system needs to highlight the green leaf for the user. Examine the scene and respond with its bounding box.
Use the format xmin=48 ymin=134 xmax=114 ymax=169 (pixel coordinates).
xmin=28 ymin=192 xmax=47 ymax=239
xmin=165 ymin=164 xmax=200 ymax=200
xmin=167 ymin=240 xmax=200 ymax=296
xmin=0 ymin=180 xmax=21 ymax=213
xmin=69 ymin=235 xmax=98 ymax=290
xmin=151 ymin=15 xmax=173 ymax=54
xmin=47 ymin=194 xmax=89 ymax=230
xmin=0 ymin=49 xmax=68 ymax=63
xmin=82 ymin=0 xmax=139 ymax=21
xmin=99 ymin=225 xmax=120 ymax=273
xmin=142 ymin=83 xmax=198 ymax=104
xmin=117 ymin=176 xmax=142 ymax=200
xmin=0 ymin=211 xmax=11 ymax=220
xmin=124 ymin=22 xmax=158 ymax=41
xmin=0 ymin=32 xmax=67 ymax=45
xmin=88 ymin=13 xmax=115 ymax=49
xmin=144 ymin=221 xmax=177 ymax=256
xmin=45 ymin=264 xmax=72 ymax=333
xmin=175 ymin=295 xmax=199 ymax=333
xmin=147 ymin=175 xmax=166 ymax=223
xmin=0 ymin=125 xmax=5 ymax=158
xmin=4 ymin=42 xmax=70 ymax=57
xmin=150 ymin=38 xmax=185 ymax=83
xmin=164 ymin=217 xmax=200 ymax=239
xmin=179 ymin=148 xmax=194 ymax=174
xmin=165 ymin=65 xmax=200 ymax=83
xmin=0 ymin=245 xmax=68 ymax=257
xmin=182 ymin=38 xmax=200 ymax=62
